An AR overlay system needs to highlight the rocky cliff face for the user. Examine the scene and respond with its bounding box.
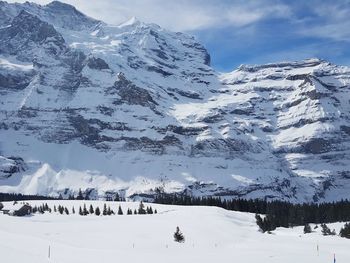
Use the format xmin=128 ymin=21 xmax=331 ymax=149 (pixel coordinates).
xmin=0 ymin=1 xmax=349 ymax=202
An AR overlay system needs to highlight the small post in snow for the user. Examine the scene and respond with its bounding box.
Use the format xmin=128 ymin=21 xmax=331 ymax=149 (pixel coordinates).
xmin=317 ymin=243 xmax=319 ymax=256
xmin=48 ymin=245 xmax=51 ymax=259
xmin=334 ymin=253 xmax=336 ymax=263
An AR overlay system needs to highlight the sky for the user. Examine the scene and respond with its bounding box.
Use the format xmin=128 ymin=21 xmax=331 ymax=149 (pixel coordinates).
xmin=7 ymin=0 xmax=350 ymax=71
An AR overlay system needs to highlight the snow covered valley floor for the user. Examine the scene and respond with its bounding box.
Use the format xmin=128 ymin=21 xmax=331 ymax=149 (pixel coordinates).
xmin=0 ymin=200 xmax=349 ymax=263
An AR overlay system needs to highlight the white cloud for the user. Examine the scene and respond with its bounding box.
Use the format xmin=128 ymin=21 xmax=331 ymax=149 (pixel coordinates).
xmin=6 ymin=0 xmax=292 ymax=31
xmin=297 ymin=2 xmax=350 ymax=42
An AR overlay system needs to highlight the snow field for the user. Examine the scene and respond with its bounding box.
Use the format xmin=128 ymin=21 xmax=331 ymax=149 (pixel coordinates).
xmin=0 ymin=200 xmax=349 ymax=263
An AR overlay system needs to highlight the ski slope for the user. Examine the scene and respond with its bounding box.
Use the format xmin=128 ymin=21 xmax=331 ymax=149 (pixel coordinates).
xmin=0 ymin=201 xmax=348 ymax=263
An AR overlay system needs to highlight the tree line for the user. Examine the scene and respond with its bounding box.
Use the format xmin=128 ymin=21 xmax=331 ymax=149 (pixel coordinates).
xmin=154 ymin=193 xmax=350 ymax=232
xmin=30 ymin=201 xmax=157 ymax=216
xmin=2 ymin=191 xmax=349 ymax=236
xmin=0 ymin=192 xmax=57 ymax=201
xmin=0 ymin=191 xmax=125 ymax=202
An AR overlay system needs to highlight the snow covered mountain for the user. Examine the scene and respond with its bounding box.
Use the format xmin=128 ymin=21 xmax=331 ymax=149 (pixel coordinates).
xmin=0 ymin=1 xmax=349 ymax=202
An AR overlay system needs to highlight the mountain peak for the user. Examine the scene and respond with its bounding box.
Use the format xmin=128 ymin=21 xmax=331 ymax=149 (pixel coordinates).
xmin=118 ymin=16 xmax=141 ymax=28
xmin=41 ymin=0 xmax=99 ymax=31
xmin=46 ymin=1 xmax=76 ymax=10
xmin=0 ymin=9 xmax=66 ymax=61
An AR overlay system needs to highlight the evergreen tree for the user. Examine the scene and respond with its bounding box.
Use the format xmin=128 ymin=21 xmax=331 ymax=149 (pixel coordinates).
xmin=154 ymin=209 xmax=157 ymax=214
xmin=76 ymin=189 xmax=84 ymax=200
xmin=72 ymin=207 xmax=75 ymax=214
xmin=54 ymin=205 xmax=57 ymax=213
xmin=83 ymin=204 xmax=89 ymax=216
xmin=138 ymin=201 xmax=146 ymax=214
xmin=95 ymin=206 xmax=101 ymax=216
xmin=89 ymin=204 xmax=94 ymax=214
xmin=340 ymin=223 xmax=350 ymax=239
xmin=79 ymin=206 xmax=83 ymax=216
xmin=174 ymin=226 xmax=185 ymax=243
xmin=103 ymin=204 xmax=108 ymax=216
xmin=127 ymin=208 xmax=132 ymax=215
xmin=303 ymin=224 xmax=312 ymax=234
xmin=118 ymin=205 xmax=123 ymax=215
xmin=107 ymin=206 xmax=113 ymax=215
xmin=321 ymin=224 xmax=335 ymax=236
xmin=134 ymin=209 xmax=137 ymax=215
xmin=114 ymin=193 xmax=120 ymax=201
xmin=64 ymin=207 xmax=69 ymax=215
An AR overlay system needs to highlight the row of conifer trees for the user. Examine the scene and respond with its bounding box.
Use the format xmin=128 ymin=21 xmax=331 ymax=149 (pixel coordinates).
xmin=31 ymin=201 xmax=157 ymax=216
xmin=302 ymin=222 xmax=350 ymax=239
xmin=154 ymin=193 xmax=350 ymax=231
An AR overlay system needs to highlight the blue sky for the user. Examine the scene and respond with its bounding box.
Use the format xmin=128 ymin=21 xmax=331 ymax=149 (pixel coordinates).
xmin=9 ymin=0 xmax=350 ymax=71
xmin=193 ymin=0 xmax=350 ymax=71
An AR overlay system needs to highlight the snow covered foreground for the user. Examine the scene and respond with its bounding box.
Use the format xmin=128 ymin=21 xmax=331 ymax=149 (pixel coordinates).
xmin=0 ymin=201 xmax=349 ymax=263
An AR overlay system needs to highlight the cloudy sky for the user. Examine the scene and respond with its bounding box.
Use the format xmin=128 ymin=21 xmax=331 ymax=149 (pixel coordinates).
xmin=7 ymin=0 xmax=350 ymax=71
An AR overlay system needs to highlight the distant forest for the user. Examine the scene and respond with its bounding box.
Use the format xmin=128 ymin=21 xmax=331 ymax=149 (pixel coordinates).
xmin=154 ymin=194 xmax=350 ymax=231
xmin=0 ymin=192 xmax=57 ymax=201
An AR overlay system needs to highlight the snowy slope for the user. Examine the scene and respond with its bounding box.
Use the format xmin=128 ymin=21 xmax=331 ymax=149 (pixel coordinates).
xmin=0 ymin=1 xmax=350 ymax=202
xmin=0 ymin=200 xmax=349 ymax=263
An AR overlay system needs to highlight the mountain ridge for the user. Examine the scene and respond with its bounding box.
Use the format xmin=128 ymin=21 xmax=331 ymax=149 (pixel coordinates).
xmin=0 ymin=1 xmax=349 ymax=202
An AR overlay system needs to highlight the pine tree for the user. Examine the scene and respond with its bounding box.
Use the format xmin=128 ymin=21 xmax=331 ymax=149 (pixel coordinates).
xmin=107 ymin=206 xmax=113 ymax=215
xmin=303 ymin=224 xmax=312 ymax=234
xmin=118 ymin=205 xmax=123 ymax=215
xmin=114 ymin=193 xmax=120 ymax=201
xmin=321 ymin=224 xmax=334 ymax=236
xmin=83 ymin=204 xmax=88 ymax=215
xmin=340 ymin=223 xmax=350 ymax=239
xmin=64 ymin=207 xmax=69 ymax=215
xmin=134 ymin=209 xmax=137 ymax=215
xmin=95 ymin=206 xmax=101 ymax=216
xmin=138 ymin=201 xmax=146 ymax=214
xmin=174 ymin=226 xmax=185 ymax=243
xmin=76 ymin=189 xmax=84 ymax=200
xmin=72 ymin=207 xmax=75 ymax=214
xmin=103 ymin=204 xmax=108 ymax=216
xmin=154 ymin=209 xmax=157 ymax=214
xmin=127 ymin=208 xmax=132 ymax=215
xmin=54 ymin=205 xmax=57 ymax=213
xmin=255 ymin=214 xmax=264 ymax=231
xmin=89 ymin=204 xmax=94 ymax=214
xmin=79 ymin=206 xmax=83 ymax=216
